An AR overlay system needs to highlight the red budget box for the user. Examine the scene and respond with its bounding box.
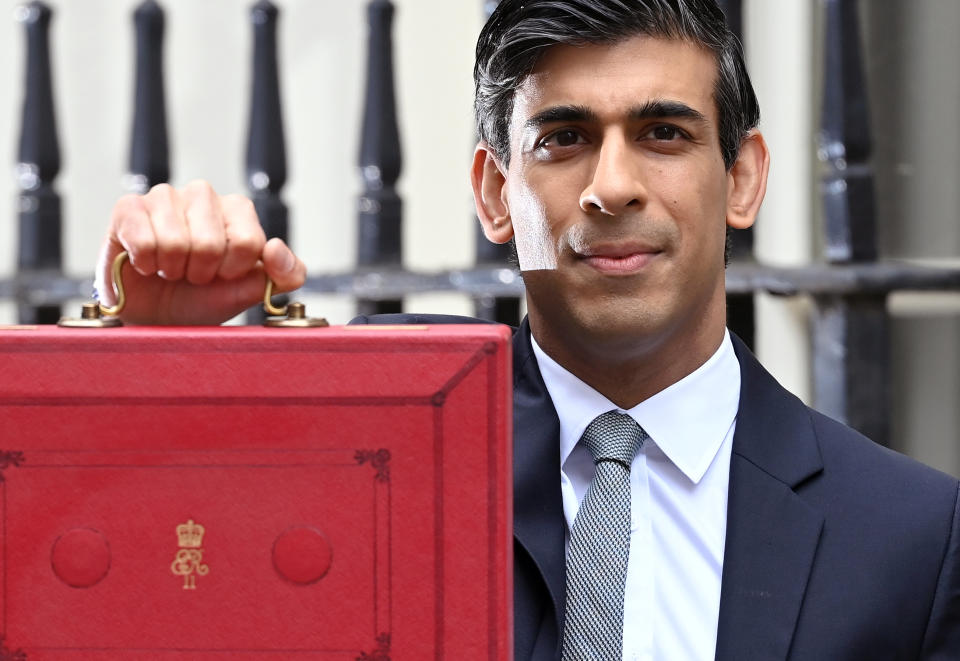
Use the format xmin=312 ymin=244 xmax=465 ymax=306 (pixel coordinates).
xmin=0 ymin=324 xmax=512 ymax=660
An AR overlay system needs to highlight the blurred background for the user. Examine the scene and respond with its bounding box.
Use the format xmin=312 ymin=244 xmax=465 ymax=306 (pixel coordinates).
xmin=0 ymin=0 xmax=958 ymax=476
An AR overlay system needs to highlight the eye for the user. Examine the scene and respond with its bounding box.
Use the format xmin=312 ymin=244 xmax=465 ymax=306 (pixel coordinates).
xmin=645 ymin=125 xmax=685 ymax=141
xmin=539 ymin=129 xmax=584 ymax=148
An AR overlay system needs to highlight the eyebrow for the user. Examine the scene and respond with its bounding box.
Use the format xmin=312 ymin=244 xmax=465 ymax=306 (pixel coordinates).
xmin=629 ymin=99 xmax=708 ymax=124
xmin=523 ymin=99 xmax=708 ymax=132
xmin=524 ymin=105 xmax=598 ymax=132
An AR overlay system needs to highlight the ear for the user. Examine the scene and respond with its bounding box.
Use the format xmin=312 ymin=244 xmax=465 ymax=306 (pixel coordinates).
xmin=470 ymin=142 xmax=514 ymax=244
xmin=726 ymin=129 xmax=770 ymax=230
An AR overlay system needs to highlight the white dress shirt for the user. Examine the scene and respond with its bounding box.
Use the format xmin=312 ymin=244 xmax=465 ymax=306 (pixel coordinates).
xmin=531 ymin=330 xmax=740 ymax=661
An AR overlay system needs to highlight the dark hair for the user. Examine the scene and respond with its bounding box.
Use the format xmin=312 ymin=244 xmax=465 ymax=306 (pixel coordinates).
xmin=474 ymin=0 xmax=759 ymax=171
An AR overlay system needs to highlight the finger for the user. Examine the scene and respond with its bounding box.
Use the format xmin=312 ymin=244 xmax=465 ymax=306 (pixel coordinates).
xmin=107 ymin=194 xmax=158 ymax=277
xmin=227 ymin=263 xmax=271 ymax=312
xmin=94 ymin=237 xmax=123 ymax=306
xmin=218 ymin=195 xmax=266 ymax=280
xmin=143 ymin=183 xmax=189 ymax=281
xmin=96 ymin=196 xmax=153 ymax=305
xmin=262 ymin=238 xmax=307 ymax=293
xmin=182 ymin=181 xmax=228 ymax=285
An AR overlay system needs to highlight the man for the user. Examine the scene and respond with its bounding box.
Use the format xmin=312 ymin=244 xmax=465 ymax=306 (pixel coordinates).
xmin=98 ymin=0 xmax=959 ymax=659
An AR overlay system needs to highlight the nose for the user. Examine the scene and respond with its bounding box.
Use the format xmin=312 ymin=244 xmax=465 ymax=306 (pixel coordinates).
xmin=579 ymin=133 xmax=646 ymax=216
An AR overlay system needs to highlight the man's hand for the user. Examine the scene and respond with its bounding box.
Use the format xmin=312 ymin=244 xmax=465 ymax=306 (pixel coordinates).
xmin=95 ymin=181 xmax=307 ymax=325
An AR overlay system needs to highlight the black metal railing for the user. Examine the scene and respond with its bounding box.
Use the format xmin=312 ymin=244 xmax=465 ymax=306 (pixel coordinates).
xmin=245 ymin=0 xmax=289 ymax=323
xmin=15 ymin=0 xmax=62 ymax=325
xmin=6 ymin=0 xmax=960 ymax=450
xmin=127 ymin=0 xmax=169 ymax=194
xmin=357 ymin=0 xmax=403 ymax=316
xmin=812 ymin=0 xmax=890 ymax=443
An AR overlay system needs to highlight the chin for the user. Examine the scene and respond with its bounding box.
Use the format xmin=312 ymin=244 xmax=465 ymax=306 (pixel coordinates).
xmin=559 ymin=298 xmax=675 ymax=356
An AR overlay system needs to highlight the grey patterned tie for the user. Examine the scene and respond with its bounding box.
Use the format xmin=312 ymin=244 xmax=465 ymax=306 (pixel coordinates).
xmin=561 ymin=411 xmax=647 ymax=661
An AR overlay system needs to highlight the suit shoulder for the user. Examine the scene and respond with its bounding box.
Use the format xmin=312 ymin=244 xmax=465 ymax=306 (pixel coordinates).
xmin=808 ymin=407 xmax=959 ymax=502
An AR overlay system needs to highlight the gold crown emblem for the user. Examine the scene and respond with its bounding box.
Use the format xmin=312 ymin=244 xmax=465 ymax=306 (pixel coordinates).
xmin=176 ymin=519 xmax=205 ymax=548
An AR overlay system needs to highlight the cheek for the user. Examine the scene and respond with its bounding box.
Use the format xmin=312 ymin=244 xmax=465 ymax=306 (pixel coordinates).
xmin=660 ymin=158 xmax=721 ymax=197
xmin=659 ymin=166 xmax=728 ymax=235
xmin=507 ymin=179 xmax=560 ymax=271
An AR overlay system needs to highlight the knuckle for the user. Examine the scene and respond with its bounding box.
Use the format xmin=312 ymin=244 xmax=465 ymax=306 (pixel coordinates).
xmin=185 ymin=179 xmax=215 ymax=197
xmin=147 ymin=182 xmax=175 ymax=200
xmin=117 ymin=192 xmax=144 ymax=210
xmin=230 ymin=229 xmax=264 ymax=255
xmin=224 ymin=194 xmax=259 ymax=220
xmin=145 ymin=184 xmax=179 ymax=213
xmin=111 ymin=194 xmax=145 ymax=222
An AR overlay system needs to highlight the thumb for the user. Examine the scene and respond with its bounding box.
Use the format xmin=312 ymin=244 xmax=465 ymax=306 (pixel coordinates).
xmin=94 ymin=237 xmax=128 ymax=306
xmin=262 ymin=238 xmax=307 ymax=294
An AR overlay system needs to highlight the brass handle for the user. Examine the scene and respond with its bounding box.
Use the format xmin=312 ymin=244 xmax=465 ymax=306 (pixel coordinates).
xmin=263 ymin=275 xmax=328 ymax=328
xmin=103 ymin=252 xmax=293 ymax=319
xmin=99 ymin=250 xmax=129 ymax=317
xmin=263 ymin=277 xmax=286 ymax=316
xmin=57 ymin=251 xmax=128 ymax=327
xmin=62 ymin=250 xmax=327 ymax=328
xmin=102 ymin=254 xmax=308 ymax=321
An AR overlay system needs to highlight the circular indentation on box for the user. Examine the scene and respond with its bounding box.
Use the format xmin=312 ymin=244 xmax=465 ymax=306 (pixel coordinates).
xmin=51 ymin=528 xmax=111 ymax=588
xmin=272 ymin=526 xmax=332 ymax=585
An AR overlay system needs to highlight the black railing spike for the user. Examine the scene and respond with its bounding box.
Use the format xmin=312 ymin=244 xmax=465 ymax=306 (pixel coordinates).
xmin=357 ymin=0 xmax=403 ymax=315
xmin=16 ymin=0 xmax=62 ymax=324
xmin=820 ymin=0 xmax=871 ymax=164
xmin=812 ymin=0 xmax=887 ymax=445
xmin=819 ymin=0 xmax=877 ymax=262
xmin=127 ymin=0 xmax=170 ymax=193
xmin=245 ymin=0 xmax=289 ymax=323
xmin=17 ymin=1 xmax=59 ymax=185
xmin=246 ymin=0 xmax=287 ymax=195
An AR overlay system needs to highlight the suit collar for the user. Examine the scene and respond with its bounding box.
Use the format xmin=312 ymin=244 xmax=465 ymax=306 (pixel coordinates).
xmin=728 ymin=333 xmax=823 ymax=487
xmin=715 ymin=334 xmax=825 ymax=660
xmin=532 ymin=329 xmax=740 ymax=485
xmin=514 ymin=329 xmax=823 ymax=488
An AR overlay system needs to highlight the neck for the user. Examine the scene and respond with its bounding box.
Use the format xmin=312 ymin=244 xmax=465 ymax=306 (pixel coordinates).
xmin=528 ymin=300 xmax=727 ymax=409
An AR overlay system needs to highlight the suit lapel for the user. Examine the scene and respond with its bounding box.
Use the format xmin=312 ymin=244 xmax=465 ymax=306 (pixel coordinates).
xmin=511 ymin=319 xmax=566 ymax=659
xmin=715 ymin=336 xmax=825 ymax=661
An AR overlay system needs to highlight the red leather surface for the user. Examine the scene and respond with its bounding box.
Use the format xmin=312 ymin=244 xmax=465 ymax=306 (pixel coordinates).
xmin=0 ymin=325 xmax=513 ymax=660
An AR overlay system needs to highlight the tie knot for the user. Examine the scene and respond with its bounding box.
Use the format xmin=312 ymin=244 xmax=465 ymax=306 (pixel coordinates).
xmin=581 ymin=411 xmax=646 ymax=466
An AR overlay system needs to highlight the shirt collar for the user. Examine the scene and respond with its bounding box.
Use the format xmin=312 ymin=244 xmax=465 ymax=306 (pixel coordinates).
xmin=531 ymin=330 xmax=740 ymax=484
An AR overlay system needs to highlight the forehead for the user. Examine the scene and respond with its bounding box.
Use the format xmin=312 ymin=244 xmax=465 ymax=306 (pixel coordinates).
xmin=512 ymin=36 xmax=719 ymax=128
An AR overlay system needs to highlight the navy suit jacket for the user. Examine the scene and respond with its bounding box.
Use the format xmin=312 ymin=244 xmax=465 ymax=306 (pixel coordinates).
xmin=352 ymin=314 xmax=960 ymax=660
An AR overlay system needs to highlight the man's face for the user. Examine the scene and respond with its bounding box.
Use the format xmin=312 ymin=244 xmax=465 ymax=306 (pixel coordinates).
xmin=501 ymin=36 xmax=736 ymax=364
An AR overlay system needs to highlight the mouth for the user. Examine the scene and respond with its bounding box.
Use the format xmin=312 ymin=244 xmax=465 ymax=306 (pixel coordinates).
xmin=576 ymin=243 xmax=662 ymax=275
